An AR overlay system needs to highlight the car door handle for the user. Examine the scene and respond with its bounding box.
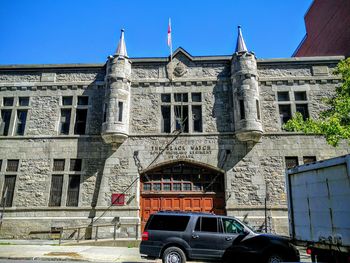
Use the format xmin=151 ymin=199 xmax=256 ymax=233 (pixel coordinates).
xmin=225 ymin=237 xmax=233 ymax=241
xmin=192 ymin=234 xmax=199 ymax=239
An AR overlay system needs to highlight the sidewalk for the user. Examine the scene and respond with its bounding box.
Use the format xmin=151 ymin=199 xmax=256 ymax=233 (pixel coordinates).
xmin=0 ymin=241 xmax=145 ymax=262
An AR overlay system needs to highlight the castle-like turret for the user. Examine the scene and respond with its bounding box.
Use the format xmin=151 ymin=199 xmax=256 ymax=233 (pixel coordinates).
xmin=231 ymin=26 xmax=263 ymax=142
xmin=101 ymin=29 xmax=131 ymax=147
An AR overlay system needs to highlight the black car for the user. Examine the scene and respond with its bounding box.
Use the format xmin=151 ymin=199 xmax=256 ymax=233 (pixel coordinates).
xmin=140 ymin=211 xmax=299 ymax=263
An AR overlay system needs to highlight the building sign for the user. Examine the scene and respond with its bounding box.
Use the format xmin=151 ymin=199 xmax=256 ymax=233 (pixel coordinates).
xmin=150 ymin=144 xmax=213 ymax=159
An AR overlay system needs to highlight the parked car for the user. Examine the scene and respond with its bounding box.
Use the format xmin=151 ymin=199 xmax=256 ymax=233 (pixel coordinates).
xmin=140 ymin=211 xmax=300 ymax=263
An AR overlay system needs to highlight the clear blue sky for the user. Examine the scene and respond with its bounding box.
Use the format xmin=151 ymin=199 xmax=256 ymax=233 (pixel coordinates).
xmin=0 ymin=0 xmax=313 ymax=65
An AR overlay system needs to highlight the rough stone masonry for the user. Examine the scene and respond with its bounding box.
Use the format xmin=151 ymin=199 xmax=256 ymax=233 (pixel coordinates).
xmin=0 ymin=29 xmax=349 ymax=239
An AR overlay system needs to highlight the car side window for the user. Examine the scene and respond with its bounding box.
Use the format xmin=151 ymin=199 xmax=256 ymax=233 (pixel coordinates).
xmin=196 ymin=217 xmax=218 ymax=233
xmin=222 ymin=218 xmax=245 ymax=234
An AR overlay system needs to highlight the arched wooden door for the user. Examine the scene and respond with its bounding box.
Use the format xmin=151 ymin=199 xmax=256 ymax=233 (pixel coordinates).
xmin=140 ymin=161 xmax=226 ymax=231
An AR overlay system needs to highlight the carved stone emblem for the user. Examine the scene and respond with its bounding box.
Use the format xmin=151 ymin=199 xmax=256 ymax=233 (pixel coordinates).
xmin=173 ymin=61 xmax=187 ymax=77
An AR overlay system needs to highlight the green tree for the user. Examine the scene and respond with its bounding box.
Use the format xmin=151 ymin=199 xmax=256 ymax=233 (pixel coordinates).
xmin=284 ymin=58 xmax=350 ymax=146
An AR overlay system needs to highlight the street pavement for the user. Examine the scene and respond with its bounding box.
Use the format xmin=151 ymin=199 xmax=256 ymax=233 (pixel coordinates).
xmin=0 ymin=240 xmax=311 ymax=262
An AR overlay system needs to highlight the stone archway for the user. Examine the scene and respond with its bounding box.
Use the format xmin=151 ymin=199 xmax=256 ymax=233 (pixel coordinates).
xmin=140 ymin=160 xmax=226 ymax=230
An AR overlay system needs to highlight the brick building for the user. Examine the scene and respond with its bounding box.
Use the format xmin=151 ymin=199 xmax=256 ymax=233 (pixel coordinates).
xmin=294 ymin=0 xmax=350 ymax=57
xmin=0 ymin=28 xmax=349 ymax=238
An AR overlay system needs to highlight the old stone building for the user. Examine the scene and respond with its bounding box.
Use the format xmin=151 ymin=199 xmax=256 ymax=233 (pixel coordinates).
xmin=0 ymin=28 xmax=349 ymax=239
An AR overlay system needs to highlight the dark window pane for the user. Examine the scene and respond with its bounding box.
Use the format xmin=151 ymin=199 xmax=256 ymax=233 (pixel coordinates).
xmin=77 ymin=96 xmax=89 ymax=105
xmin=103 ymin=103 xmax=107 ymax=123
xmin=147 ymin=215 xmax=190 ymax=231
xmin=174 ymin=93 xmax=188 ymax=102
xmin=161 ymin=94 xmax=171 ymax=103
xmin=173 ymin=183 xmax=181 ymax=191
xmin=191 ymin=93 xmax=201 ymax=102
xmin=200 ymin=217 xmax=218 ymax=232
xmin=60 ymin=109 xmax=71 ymax=135
xmin=192 ymin=105 xmax=202 ymax=132
xmin=2 ymin=175 xmax=16 ymax=207
xmin=53 ymin=159 xmax=65 ymax=171
xmin=285 ymin=157 xmax=298 ymax=169
xmin=279 ymin=105 xmax=292 ymax=125
xmin=256 ymin=100 xmax=261 ymax=120
xmin=296 ymin=104 xmax=309 ymax=120
xmin=6 ymin=160 xmax=19 ymax=172
xmin=163 ymin=174 xmax=171 ymax=181
xmin=0 ymin=110 xmax=12 ymax=136
xmin=239 ymin=100 xmax=245 ymax=120
xmin=174 ymin=105 xmax=188 ymax=132
xmin=143 ymin=183 xmax=151 ymax=191
xmin=183 ymin=183 xmax=191 ymax=191
xmin=3 ymin=97 xmax=14 ymax=106
xmin=0 ymin=160 xmax=2 ymax=171
xmin=49 ymin=175 xmax=63 ymax=207
xmin=303 ymin=156 xmax=316 ymax=164
xmin=277 ymin=92 xmax=290 ymax=101
xmin=153 ymin=183 xmax=161 ymax=191
xmin=66 ymin=175 xmax=80 ymax=206
xmin=62 ymin=96 xmax=73 ymax=106
xmin=118 ymin=101 xmax=123 ymax=122
xmin=161 ymin=106 xmax=171 ymax=133
xmin=163 ymin=183 xmax=171 ymax=191
xmin=19 ymin=97 xmax=29 ymax=106
xmin=74 ymin=109 xmax=87 ymax=135
xmin=70 ymin=159 xmax=82 ymax=171
xmin=295 ymin=91 xmax=307 ymax=101
xmin=15 ymin=110 xmax=27 ymax=135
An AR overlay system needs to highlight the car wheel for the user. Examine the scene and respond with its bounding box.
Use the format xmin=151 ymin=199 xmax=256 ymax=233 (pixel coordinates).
xmin=162 ymin=247 xmax=186 ymax=263
xmin=266 ymin=253 xmax=285 ymax=263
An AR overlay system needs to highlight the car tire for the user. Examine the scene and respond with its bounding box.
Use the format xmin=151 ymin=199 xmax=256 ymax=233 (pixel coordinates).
xmin=162 ymin=246 xmax=186 ymax=263
xmin=265 ymin=253 xmax=286 ymax=263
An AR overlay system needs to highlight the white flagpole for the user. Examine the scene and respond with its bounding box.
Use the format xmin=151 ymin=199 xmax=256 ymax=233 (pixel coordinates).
xmin=168 ymin=18 xmax=173 ymax=61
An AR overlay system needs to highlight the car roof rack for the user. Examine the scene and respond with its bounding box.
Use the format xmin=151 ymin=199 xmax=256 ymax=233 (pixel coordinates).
xmin=157 ymin=210 xmax=216 ymax=216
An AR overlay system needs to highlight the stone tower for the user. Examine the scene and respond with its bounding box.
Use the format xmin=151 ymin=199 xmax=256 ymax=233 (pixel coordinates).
xmin=102 ymin=29 xmax=131 ymax=147
xmin=231 ymin=26 xmax=263 ymax=142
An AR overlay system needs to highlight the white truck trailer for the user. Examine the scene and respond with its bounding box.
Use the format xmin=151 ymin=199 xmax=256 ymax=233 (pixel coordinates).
xmin=286 ymin=154 xmax=350 ymax=263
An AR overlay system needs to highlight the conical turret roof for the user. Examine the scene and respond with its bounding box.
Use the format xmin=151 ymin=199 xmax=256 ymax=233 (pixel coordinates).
xmin=115 ymin=29 xmax=128 ymax=57
xmin=235 ymin=26 xmax=248 ymax=53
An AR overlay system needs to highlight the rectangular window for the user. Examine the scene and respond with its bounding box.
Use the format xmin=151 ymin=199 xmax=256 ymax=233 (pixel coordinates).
xmin=70 ymin=159 xmax=82 ymax=171
xmin=163 ymin=183 xmax=171 ymax=191
xmin=153 ymin=183 xmax=161 ymax=191
xmin=103 ymin=103 xmax=107 ymax=123
xmin=277 ymin=92 xmax=290 ymax=101
xmin=53 ymin=159 xmax=65 ymax=171
xmin=161 ymin=94 xmax=171 ymax=103
xmin=285 ymin=157 xmax=298 ymax=169
xmin=18 ymin=97 xmax=29 ymax=106
xmin=303 ymin=156 xmax=316 ymax=164
xmin=256 ymin=100 xmax=261 ymax=120
xmin=239 ymin=100 xmax=245 ymax=120
xmin=62 ymin=96 xmax=73 ymax=106
xmin=192 ymin=105 xmax=202 ymax=132
xmin=60 ymin=109 xmax=71 ymax=135
xmin=174 ymin=93 xmax=188 ymax=102
xmin=6 ymin=160 xmax=19 ymax=172
xmin=48 ymin=175 xmax=63 ymax=207
xmin=118 ymin=101 xmax=123 ymax=122
xmin=173 ymin=183 xmax=181 ymax=191
xmin=191 ymin=93 xmax=202 ymax=102
xmin=279 ymin=105 xmax=292 ymax=125
xmin=77 ymin=96 xmax=89 ymax=106
xmin=74 ymin=109 xmax=87 ymax=135
xmin=15 ymin=110 xmax=27 ymax=135
xmin=175 ymin=105 xmax=188 ymax=132
xmin=161 ymin=106 xmax=171 ymax=133
xmin=143 ymin=183 xmax=151 ymax=191
xmin=66 ymin=175 xmax=80 ymax=206
xmin=147 ymin=215 xmax=190 ymax=231
xmin=0 ymin=110 xmax=12 ymax=136
xmin=3 ymin=97 xmax=14 ymax=107
xmin=2 ymin=175 xmax=16 ymax=207
xmin=198 ymin=217 xmax=218 ymax=233
xmin=296 ymin=104 xmax=309 ymax=120
xmin=294 ymin=91 xmax=307 ymax=101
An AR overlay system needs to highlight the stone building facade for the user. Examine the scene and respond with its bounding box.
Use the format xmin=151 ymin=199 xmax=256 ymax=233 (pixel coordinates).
xmin=0 ymin=29 xmax=349 ymax=239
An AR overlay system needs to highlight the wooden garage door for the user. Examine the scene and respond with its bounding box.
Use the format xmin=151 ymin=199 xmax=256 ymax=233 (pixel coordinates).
xmin=141 ymin=194 xmax=225 ymax=231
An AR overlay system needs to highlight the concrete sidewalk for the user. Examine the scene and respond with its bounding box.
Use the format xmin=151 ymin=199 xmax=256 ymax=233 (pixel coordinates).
xmin=0 ymin=244 xmax=145 ymax=262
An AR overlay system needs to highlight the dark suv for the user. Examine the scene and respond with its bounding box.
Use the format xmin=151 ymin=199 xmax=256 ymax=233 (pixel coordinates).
xmin=140 ymin=211 xmax=299 ymax=263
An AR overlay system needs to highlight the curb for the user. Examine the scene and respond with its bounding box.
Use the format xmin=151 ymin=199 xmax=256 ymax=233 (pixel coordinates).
xmin=0 ymin=257 xmax=88 ymax=261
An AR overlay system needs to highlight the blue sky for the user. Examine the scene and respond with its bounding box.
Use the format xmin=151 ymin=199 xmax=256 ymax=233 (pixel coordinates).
xmin=0 ymin=0 xmax=313 ymax=64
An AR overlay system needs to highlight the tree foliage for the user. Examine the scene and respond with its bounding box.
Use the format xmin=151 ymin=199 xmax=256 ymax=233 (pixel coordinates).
xmin=284 ymin=58 xmax=350 ymax=146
